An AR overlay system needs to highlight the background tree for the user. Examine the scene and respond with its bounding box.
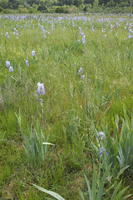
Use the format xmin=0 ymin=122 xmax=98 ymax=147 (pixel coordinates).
xmin=99 ymin=0 xmax=110 ymax=5
xmin=73 ymin=0 xmax=84 ymax=6
xmin=27 ymin=0 xmax=39 ymax=6
xmin=0 ymin=0 xmax=131 ymax=10
xmin=0 ymin=0 xmax=8 ymax=9
xmin=8 ymin=0 xmax=19 ymax=9
xmin=84 ymin=0 xmax=94 ymax=5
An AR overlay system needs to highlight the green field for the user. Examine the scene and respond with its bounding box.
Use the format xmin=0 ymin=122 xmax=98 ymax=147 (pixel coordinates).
xmin=0 ymin=14 xmax=133 ymax=200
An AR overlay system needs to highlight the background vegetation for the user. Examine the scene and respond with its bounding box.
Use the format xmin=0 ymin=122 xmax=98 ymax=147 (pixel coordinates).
xmin=0 ymin=0 xmax=132 ymax=13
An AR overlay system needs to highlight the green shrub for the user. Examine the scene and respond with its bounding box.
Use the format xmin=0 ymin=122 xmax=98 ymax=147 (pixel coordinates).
xmin=55 ymin=6 xmax=78 ymax=14
xmin=28 ymin=5 xmax=38 ymax=13
xmin=2 ymin=8 xmax=15 ymax=13
xmin=18 ymin=5 xmax=29 ymax=13
xmin=37 ymin=4 xmax=48 ymax=12
xmin=0 ymin=6 xmax=3 ymax=12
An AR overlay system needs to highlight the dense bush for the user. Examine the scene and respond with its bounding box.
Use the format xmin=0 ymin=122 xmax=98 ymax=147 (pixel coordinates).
xmin=18 ymin=5 xmax=29 ymax=13
xmin=37 ymin=1 xmax=48 ymax=12
xmin=0 ymin=6 xmax=3 ymax=11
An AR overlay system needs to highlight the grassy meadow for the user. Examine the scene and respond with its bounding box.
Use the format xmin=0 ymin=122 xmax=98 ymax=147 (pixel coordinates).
xmin=0 ymin=14 xmax=133 ymax=200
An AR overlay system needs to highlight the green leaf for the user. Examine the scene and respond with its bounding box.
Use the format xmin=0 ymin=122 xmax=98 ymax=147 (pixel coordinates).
xmin=33 ymin=184 xmax=65 ymax=200
xmin=79 ymin=191 xmax=85 ymax=200
xmin=84 ymin=175 xmax=92 ymax=200
xmin=117 ymin=165 xmax=129 ymax=179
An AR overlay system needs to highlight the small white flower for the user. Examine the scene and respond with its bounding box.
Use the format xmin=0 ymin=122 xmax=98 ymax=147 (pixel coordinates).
xmin=81 ymin=74 xmax=85 ymax=80
xmin=129 ymin=29 xmax=133 ymax=34
xmin=82 ymin=34 xmax=86 ymax=45
xmin=9 ymin=66 xmax=14 ymax=72
xmin=25 ymin=59 xmax=29 ymax=67
xmin=32 ymin=50 xmax=36 ymax=56
xmin=97 ymin=131 xmax=106 ymax=140
xmin=79 ymin=27 xmax=84 ymax=36
xmin=13 ymin=28 xmax=17 ymax=31
xmin=80 ymin=74 xmax=85 ymax=80
xmin=6 ymin=61 xmax=10 ymax=68
xmin=37 ymin=82 xmax=45 ymax=96
xmin=13 ymin=30 xmax=19 ymax=36
xmin=5 ymin=32 xmax=9 ymax=38
xmin=38 ymin=98 xmax=44 ymax=104
xmin=102 ymin=28 xmax=105 ymax=32
xmin=78 ymin=67 xmax=84 ymax=74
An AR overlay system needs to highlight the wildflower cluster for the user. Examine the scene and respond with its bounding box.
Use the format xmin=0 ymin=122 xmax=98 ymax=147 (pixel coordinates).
xmin=128 ymin=27 xmax=133 ymax=39
xmin=77 ymin=67 xmax=85 ymax=80
xmin=79 ymin=27 xmax=86 ymax=45
xmin=96 ymin=131 xmax=107 ymax=157
xmin=6 ymin=61 xmax=14 ymax=72
xmin=37 ymin=82 xmax=45 ymax=96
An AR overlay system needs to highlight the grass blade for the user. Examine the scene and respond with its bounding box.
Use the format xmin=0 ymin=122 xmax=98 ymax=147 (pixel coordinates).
xmin=33 ymin=184 xmax=65 ymax=200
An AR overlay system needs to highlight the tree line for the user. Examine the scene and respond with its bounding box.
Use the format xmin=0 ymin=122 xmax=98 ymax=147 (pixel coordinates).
xmin=0 ymin=0 xmax=132 ymax=11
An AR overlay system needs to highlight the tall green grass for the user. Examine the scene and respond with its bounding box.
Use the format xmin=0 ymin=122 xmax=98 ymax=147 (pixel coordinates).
xmin=0 ymin=15 xmax=132 ymax=199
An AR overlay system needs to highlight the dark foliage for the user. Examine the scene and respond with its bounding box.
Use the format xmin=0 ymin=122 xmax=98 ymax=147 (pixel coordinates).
xmin=0 ymin=0 xmax=132 ymax=11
